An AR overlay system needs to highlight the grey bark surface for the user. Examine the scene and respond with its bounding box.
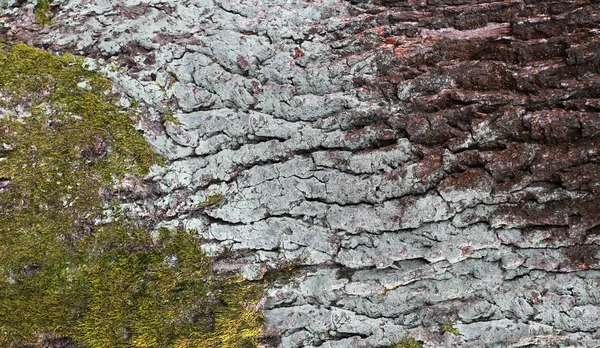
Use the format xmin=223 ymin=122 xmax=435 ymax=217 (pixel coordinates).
xmin=2 ymin=0 xmax=600 ymax=346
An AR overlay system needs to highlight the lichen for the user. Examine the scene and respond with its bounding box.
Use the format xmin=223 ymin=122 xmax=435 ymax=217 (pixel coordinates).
xmin=0 ymin=43 xmax=265 ymax=347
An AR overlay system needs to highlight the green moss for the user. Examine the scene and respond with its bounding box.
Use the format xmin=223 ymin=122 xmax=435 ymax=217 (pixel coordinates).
xmin=441 ymin=317 xmax=462 ymax=336
xmin=162 ymin=107 xmax=181 ymax=125
xmin=34 ymin=0 xmax=53 ymax=27
xmin=167 ymin=71 xmax=180 ymax=83
xmin=74 ymin=227 xmax=265 ymax=348
xmin=200 ymin=191 xmax=226 ymax=208
xmin=0 ymin=43 xmax=265 ymax=347
xmin=393 ymin=336 xmax=423 ymax=348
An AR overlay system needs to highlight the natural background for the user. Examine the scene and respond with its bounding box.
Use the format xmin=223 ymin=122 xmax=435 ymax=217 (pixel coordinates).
xmin=1 ymin=0 xmax=599 ymax=347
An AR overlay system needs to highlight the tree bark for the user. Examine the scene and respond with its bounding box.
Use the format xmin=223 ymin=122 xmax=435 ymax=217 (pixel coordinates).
xmin=2 ymin=0 xmax=599 ymax=346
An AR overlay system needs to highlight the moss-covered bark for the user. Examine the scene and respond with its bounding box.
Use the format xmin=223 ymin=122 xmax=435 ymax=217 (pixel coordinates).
xmin=0 ymin=44 xmax=264 ymax=347
xmin=34 ymin=0 xmax=53 ymax=27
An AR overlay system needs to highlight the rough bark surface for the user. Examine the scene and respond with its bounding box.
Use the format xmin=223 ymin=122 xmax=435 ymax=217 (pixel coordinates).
xmin=2 ymin=0 xmax=600 ymax=346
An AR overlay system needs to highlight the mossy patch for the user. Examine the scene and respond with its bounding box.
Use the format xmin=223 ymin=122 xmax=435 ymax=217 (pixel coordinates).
xmin=34 ymin=0 xmax=53 ymax=27
xmin=162 ymin=107 xmax=181 ymax=125
xmin=0 ymin=43 xmax=265 ymax=347
xmin=441 ymin=317 xmax=462 ymax=337
xmin=199 ymin=191 xmax=226 ymax=208
xmin=393 ymin=336 xmax=423 ymax=348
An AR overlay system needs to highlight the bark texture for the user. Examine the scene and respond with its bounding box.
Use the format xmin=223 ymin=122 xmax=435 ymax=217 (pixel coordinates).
xmin=2 ymin=0 xmax=600 ymax=346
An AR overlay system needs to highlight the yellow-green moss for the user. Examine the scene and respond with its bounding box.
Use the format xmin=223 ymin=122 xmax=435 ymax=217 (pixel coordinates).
xmin=393 ymin=336 xmax=423 ymax=348
xmin=0 ymin=43 xmax=265 ymax=347
xmin=162 ymin=107 xmax=181 ymax=125
xmin=200 ymin=191 xmax=226 ymax=208
xmin=167 ymin=71 xmax=180 ymax=83
xmin=34 ymin=0 xmax=53 ymax=27
xmin=441 ymin=317 xmax=462 ymax=336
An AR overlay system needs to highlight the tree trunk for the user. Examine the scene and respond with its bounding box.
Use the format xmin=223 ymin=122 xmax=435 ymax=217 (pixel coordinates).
xmin=2 ymin=0 xmax=599 ymax=346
